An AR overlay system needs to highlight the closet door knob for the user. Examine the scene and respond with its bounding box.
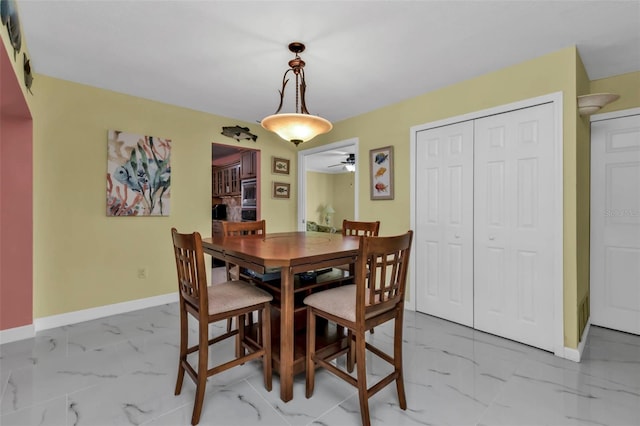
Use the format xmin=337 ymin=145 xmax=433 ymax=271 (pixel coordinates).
xmin=489 ymin=236 xmax=495 ymax=240
xmin=454 ymin=234 xmax=460 ymax=239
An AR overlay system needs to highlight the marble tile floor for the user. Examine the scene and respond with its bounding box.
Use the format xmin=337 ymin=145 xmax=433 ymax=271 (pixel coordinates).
xmin=1 ymin=302 xmax=639 ymax=426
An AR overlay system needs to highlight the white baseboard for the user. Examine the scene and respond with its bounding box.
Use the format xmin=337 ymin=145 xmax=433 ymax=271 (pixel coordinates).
xmin=34 ymin=292 xmax=179 ymax=332
xmin=562 ymin=319 xmax=591 ymax=362
xmin=0 ymin=324 xmax=35 ymax=345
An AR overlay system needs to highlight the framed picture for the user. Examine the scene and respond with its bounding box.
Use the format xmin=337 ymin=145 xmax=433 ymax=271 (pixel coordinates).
xmin=370 ymin=145 xmax=394 ymax=200
xmin=273 ymin=181 xmax=290 ymax=199
xmin=107 ymin=130 xmax=172 ymax=216
xmin=272 ymin=157 xmax=290 ymax=175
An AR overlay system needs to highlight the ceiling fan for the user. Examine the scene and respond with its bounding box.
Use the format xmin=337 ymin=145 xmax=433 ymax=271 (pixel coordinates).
xmin=328 ymin=153 xmax=356 ymax=170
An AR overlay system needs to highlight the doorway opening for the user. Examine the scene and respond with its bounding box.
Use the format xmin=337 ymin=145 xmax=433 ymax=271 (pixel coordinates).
xmin=297 ymin=138 xmax=359 ymax=232
xmin=211 ymin=143 xmax=260 ymax=224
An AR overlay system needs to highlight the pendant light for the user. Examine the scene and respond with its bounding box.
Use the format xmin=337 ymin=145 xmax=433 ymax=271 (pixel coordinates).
xmin=261 ymin=42 xmax=332 ymax=146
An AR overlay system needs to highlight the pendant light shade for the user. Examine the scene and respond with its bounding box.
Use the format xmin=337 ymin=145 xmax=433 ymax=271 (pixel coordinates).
xmin=261 ymin=42 xmax=332 ymax=146
xmin=261 ymin=113 xmax=332 ymax=146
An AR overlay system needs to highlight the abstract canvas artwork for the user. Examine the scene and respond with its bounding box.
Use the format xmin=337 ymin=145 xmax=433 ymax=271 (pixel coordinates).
xmin=107 ymin=130 xmax=171 ymax=216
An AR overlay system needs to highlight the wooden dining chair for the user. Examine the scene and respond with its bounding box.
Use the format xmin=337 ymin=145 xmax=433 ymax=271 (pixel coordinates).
xmin=221 ymin=220 xmax=266 ymax=333
xmin=341 ymin=219 xmax=380 ymax=333
xmin=171 ymin=228 xmax=272 ymax=425
xmin=221 ymin=219 xmax=266 ymax=236
xmin=221 ymin=219 xmax=265 ymax=282
xmin=341 ymin=219 xmax=380 ymax=237
xmin=338 ymin=220 xmax=380 ymax=275
xmin=304 ymin=230 xmax=413 ymax=426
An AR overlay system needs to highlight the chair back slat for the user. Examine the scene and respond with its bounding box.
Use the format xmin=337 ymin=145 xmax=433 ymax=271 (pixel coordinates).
xmin=222 ymin=220 xmax=266 ymax=236
xmin=171 ymin=228 xmax=208 ymax=311
xmin=221 ymin=220 xmax=266 ymax=281
xmin=342 ymin=219 xmax=380 ymax=237
xmin=356 ymin=231 xmax=413 ymax=321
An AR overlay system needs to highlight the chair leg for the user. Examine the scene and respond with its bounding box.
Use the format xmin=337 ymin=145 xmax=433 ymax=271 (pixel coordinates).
xmin=305 ymin=308 xmax=316 ymax=398
xmin=347 ymin=330 xmax=355 ymax=373
xmin=262 ymin=303 xmax=272 ymax=391
xmin=394 ymin=314 xmax=407 ymax=410
xmin=175 ymin=302 xmax=188 ymax=395
xmin=237 ymin=314 xmax=246 ymax=359
xmin=230 ymin=315 xmax=257 ymax=343
xmin=248 ymin=311 xmax=255 ymax=331
xmin=355 ymin=331 xmax=371 ymax=426
xmin=191 ymin=321 xmax=209 ymax=425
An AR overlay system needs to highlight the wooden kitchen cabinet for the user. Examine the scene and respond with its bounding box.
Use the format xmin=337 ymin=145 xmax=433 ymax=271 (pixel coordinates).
xmin=227 ymin=163 xmax=240 ymax=194
xmin=212 ymin=162 xmax=241 ymax=196
xmin=240 ymin=150 xmax=257 ymax=179
xmin=212 ymin=167 xmax=223 ymax=196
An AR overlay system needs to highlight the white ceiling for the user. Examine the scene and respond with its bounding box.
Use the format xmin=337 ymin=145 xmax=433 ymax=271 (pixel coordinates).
xmin=16 ymin=1 xmax=640 ymax=172
xmin=306 ymin=145 xmax=356 ymax=174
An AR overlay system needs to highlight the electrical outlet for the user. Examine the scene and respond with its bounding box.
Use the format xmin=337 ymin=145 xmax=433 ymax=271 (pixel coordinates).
xmin=137 ymin=267 xmax=147 ymax=279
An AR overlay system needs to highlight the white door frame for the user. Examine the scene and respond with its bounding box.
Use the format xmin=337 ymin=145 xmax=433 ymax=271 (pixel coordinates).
xmin=297 ymin=138 xmax=359 ymax=231
xmin=590 ymin=107 xmax=640 ymax=124
xmin=409 ymin=92 xmax=565 ymax=358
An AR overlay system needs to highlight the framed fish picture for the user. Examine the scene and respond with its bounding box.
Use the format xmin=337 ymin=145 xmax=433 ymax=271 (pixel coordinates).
xmin=106 ymin=130 xmax=171 ymax=216
xmin=369 ymin=145 xmax=394 ymax=200
xmin=273 ymin=181 xmax=290 ymax=199
xmin=272 ymin=156 xmax=290 ymax=175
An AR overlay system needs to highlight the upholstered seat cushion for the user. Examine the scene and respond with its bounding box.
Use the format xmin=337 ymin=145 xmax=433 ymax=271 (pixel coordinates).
xmin=303 ymin=285 xmax=390 ymax=323
xmin=208 ymin=281 xmax=272 ymax=315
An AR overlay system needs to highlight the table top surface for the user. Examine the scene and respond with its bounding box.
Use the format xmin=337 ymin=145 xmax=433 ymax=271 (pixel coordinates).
xmin=202 ymin=231 xmax=360 ymax=268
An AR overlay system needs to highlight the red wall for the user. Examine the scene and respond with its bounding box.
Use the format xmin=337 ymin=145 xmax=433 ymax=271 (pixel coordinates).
xmin=0 ymin=41 xmax=33 ymax=331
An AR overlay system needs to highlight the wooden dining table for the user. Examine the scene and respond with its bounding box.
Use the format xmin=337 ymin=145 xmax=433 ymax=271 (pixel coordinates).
xmin=201 ymin=231 xmax=360 ymax=402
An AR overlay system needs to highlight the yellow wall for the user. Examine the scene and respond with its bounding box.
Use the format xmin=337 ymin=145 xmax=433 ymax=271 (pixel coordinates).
xmin=332 ymin=172 xmax=355 ymax=226
xmin=305 ymin=171 xmax=355 ymax=227
xmin=311 ymin=47 xmax=579 ymax=234
xmin=307 ymin=46 xmax=591 ymax=348
xmin=576 ymin=53 xmax=592 ymax=341
xmin=31 ymin=75 xmax=298 ymax=317
xmin=306 ymin=172 xmax=333 ymax=224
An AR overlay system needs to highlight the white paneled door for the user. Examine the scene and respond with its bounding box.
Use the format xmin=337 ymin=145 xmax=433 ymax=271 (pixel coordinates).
xmin=591 ymin=113 xmax=640 ymax=335
xmin=416 ymin=121 xmax=474 ymax=326
xmin=473 ymin=103 xmax=556 ymax=351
